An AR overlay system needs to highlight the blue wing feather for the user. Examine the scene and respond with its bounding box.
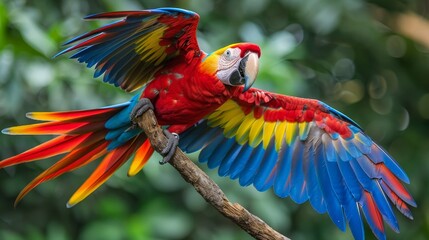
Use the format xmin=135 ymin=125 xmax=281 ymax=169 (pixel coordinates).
xmin=289 ymin=139 xmax=307 ymax=204
xmin=198 ymin=135 xmax=224 ymax=164
xmin=179 ymin=122 xmax=221 ymax=153
xmin=105 ymin=126 xmax=128 ymax=141
xmin=229 ymin=144 xmax=254 ymax=179
xmin=207 ymin=137 xmax=235 ymax=169
xmin=323 ymin=137 xmax=338 ymax=162
xmin=178 ymin=123 xmax=203 ymax=150
xmin=177 ymin=96 xmax=414 ymax=240
xmin=186 ymin=128 xmax=222 ymax=153
xmin=238 ymin=143 xmax=265 ymax=186
xmin=380 ymin=181 xmax=413 ymax=219
xmin=108 ymin=128 xmax=141 ymax=150
xmin=350 ymin=156 xmax=374 ymax=188
xmin=273 ymin=140 xmax=293 ymax=198
xmin=345 ymin=201 xmax=364 ymax=240
xmin=314 ymin=143 xmax=346 ymax=231
xmin=56 ymin=8 xmax=200 ymax=92
xmin=104 ymin=95 xmax=138 ymax=129
xmin=253 ymin=139 xmax=278 ymax=192
xmin=70 ymin=27 xmax=138 ymax=63
xmin=337 ymin=159 xmax=364 ymax=200
xmin=305 ymin=145 xmax=327 ymax=214
xmin=218 ymin=143 xmax=243 ymax=177
xmin=370 ymin=183 xmax=399 ymax=232
xmin=320 ymin=101 xmax=362 ymax=131
xmin=105 ymin=48 xmax=140 ymax=86
xmin=343 ymin=139 xmax=361 ymax=158
xmin=368 ymin=145 xmax=410 ymax=183
xmin=333 ymin=139 xmax=352 ymax=161
xmin=360 ymin=194 xmax=386 ymax=240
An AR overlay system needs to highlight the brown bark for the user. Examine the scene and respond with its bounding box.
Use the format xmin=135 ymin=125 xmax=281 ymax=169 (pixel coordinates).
xmin=134 ymin=109 xmax=289 ymax=240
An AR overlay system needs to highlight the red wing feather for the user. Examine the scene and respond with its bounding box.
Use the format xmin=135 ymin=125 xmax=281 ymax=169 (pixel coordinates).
xmin=55 ymin=8 xmax=201 ymax=92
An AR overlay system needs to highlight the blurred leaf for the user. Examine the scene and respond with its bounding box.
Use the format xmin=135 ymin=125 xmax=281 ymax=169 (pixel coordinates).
xmin=47 ymin=222 xmax=69 ymax=240
xmin=9 ymin=8 xmax=56 ymax=56
xmin=79 ymin=220 xmax=125 ymax=240
xmin=0 ymin=2 xmax=8 ymax=49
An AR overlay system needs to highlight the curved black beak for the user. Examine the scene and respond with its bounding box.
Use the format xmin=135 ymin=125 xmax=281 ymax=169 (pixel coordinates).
xmin=226 ymin=51 xmax=260 ymax=91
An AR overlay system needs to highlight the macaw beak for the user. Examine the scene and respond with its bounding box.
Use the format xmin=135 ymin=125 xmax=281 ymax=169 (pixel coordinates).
xmin=222 ymin=49 xmax=260 ymax=90
xmin=241 ymin=52 xmax=259 ymax=92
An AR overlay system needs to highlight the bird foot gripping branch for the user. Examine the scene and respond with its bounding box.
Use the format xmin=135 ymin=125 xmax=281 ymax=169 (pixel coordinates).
xmin=159 ymin=130 xmax=179 ymax=165
xmin=130 ymin=98 xmax=154 ymax=121
xmin=130 ymin=97 xmax=179 ymax=164
xmin=0 ymin=7 xmax=415 ymax=240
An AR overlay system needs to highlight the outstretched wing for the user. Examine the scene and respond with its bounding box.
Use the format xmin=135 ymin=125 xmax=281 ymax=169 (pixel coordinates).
xmin=179 ymin=87 xmax=415 ymax=240
xmin=55 ymin=8 xmax=201 ymax=92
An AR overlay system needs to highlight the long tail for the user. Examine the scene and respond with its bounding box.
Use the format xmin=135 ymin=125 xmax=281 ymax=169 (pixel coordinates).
xmin=0 ymin=95 xmax=154 ymax=207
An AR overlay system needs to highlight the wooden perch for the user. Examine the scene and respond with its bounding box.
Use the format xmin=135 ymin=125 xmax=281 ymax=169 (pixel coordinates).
xmin=134 ymin=109 xmax=289 ymax=240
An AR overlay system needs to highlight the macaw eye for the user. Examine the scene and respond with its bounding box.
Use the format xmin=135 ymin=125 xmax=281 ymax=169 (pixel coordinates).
xmin=225 ymin=49 xmax=232 ymax=59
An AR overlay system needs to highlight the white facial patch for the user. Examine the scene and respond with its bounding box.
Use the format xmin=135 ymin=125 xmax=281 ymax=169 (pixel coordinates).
xmin=216 ymin=48 xmax=242 ymax=84
xmin=218 ymin=48 xmax=241 ymax=69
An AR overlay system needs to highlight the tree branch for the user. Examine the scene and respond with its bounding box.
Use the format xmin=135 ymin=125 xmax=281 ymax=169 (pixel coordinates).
xmin=134 ymin=109 xmax=289 ymax=240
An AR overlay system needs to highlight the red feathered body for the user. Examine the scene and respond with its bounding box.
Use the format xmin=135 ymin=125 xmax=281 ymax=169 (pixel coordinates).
xmin=142 ymin=55 xmax=230 ymax=129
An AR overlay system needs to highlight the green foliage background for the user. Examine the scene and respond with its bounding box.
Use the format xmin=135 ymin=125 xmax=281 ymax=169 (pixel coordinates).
xmin=1 ymin=0 xmax=428 ymax=239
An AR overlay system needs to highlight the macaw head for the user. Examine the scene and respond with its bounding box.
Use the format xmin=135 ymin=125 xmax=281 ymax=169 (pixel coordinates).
xmin=202 ymin=43 xmax=261 ymax=91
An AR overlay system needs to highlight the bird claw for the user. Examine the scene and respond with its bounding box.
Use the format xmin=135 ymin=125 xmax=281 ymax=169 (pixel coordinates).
xmin=130 ymin=98 xmax=154 ymax=123
xmin=159 ymin=129 xmax=179 ymax=165
xmin=129 ymin=98 xmax=178 ymax=164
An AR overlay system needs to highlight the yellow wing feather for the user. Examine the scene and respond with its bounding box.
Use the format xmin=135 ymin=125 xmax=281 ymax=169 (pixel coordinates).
xmin=275 ymin=121 xmax=287 ymax=151
xmin=223 ymin=114 xmax=243 ymax=137
xmin=248 ymin=117 xmax=265 ymax=147
xmin=285 ymin=122 xmax=297 ymax=145
xmin=236 ymin=114 xmax=256 ymax=145
xmin=263 ymin=122 xmax=276 ymax=149
xmin=208 ymin=99 xmax=311 ymax=151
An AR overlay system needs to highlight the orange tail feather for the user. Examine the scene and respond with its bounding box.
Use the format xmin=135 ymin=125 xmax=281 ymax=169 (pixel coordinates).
xmin=27 ymin=108 xmax=119 ymax=121
xmin=67 ymin=136 xmax=146 ymax=207
xmin=15 ymin=141 xmax=109 ymax=205
xmin=0 ymin=134 xmax=92 ymax=168
xmin=1 ymin=102 xmax=155 ymax=206
xmin=128 ymin=139 xmax=154 ymax=176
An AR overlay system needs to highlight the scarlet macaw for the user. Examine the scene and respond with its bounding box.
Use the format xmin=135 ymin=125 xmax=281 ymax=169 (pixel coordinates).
xmin=0 ymin=8 xmax=414 ymax=240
